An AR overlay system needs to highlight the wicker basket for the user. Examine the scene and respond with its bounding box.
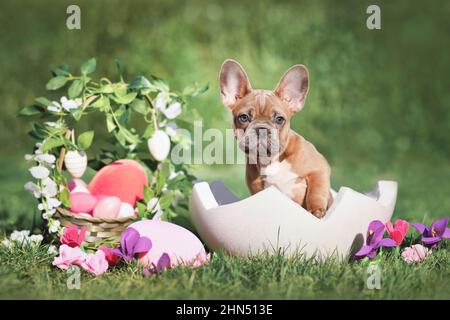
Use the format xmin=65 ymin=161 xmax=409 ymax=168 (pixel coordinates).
xmin=51 ymin=129 xmax=139 ymax=245
xmin=55 ymin=207 xmax=137 ymax=244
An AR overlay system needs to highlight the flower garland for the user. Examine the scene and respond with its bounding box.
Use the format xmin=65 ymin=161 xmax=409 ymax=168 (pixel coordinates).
xmin=20 ymin=58 xmax=208 ymax=236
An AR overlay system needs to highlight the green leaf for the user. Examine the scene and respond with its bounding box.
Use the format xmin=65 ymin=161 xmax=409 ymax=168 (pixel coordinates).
xmin=35 ymin=97 xmax=52 ymax=106
xmin=130 ymin=98 xmax=148 ymax=115
xmin=111 ymin=92 xmax=137 ymax=105
xmin=71 ymin=108 xmax=83 ymax=121
xmin=143 ymin=186 xmax=154 ymax=203
xmin=129 ymin=76 xmax=153 ymax=90
xmin=59 ymin=188 xmax=71 ymax=208
xmin=106 ymin=114 xmax=116 ymax=132
xmin=159 ymin=193 xmax=173 ymax=210
xmin=78 ymin=130 xmax=94 ymax=150
xmin=46 ymin=76 xmax=67 ymax=90
xmin=91 ymin=95 xmax=110 ymax=112
xmin=80 ymin=57 xmax=96 ymax=75
xmin=183 ymin=82 xmax=209 ymax=97
xmin=143 ymin=124 xmax=154 ymax=139
xmin=42 ymin=138 xmax=65 ymax=152
xmin=52 ymin=64 xmax=70 ymax=76
xmin=68 ymin=79 xmax=83 ymax=98
xmin=18 ymin=105 xmax=44 ymax=117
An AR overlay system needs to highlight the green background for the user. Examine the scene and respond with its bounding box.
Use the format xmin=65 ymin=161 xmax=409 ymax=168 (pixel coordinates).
xmin=1 ymin=0 xmax=449 ymax=230
xmin=0 ymin=0 xmax=449 ymax=300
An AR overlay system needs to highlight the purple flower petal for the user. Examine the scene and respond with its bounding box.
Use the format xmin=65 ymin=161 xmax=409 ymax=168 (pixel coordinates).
xmin=412 ymin=223 xmax=427 ymax=235
xmin=443 ymin=228 xmax=450 ymax=239
xmin=110 ymin=248 xmax=123 ymax=258
xmin=366 ymin=220 xmax=385 ymax=245
xmin=430 ymin=217 xmax=448 ymax=237
xmin=422 ymin=236 xmax=441 ymax=246
xmin=156 ymin=253 xmax=171 ymax=270
xmin=133 ymin=237 xmax=152 ymax=254
xmin=121 ymin=228 xmax=140 ymax=258
xmin=355 ymin=245 xmax=373 ymax=259
xmin=367 ymin=250 xmax=377 ymax=259
xmin=142 ymin=268 xmax=153 ymax=277
xmin=378 ymin=238 xmax=397 ymax=248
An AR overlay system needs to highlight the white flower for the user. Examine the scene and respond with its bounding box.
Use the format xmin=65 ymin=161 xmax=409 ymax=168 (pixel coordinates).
xmin=1 ymin=239 xmax=10 ymax=248
xmin=169 ymin=170 xmax=181 ymax=180
xmin=24 ymin=181 xmax=41 ymax=198
xmin=35 ymin=153 xmax=56 ymax=165
xmin=42 ymin=209 xmax=56 ymax=220
xmin=38 ymin=203 xmax=45 ymax=211
xmin=24 ymin=154 xmax=34 ymax=161
xmin=155 ymin=92 xmax=169 ymax=110
xmin=41 ymin=183 xmax=58 ymax=198
xmin=48 ymin=96 xmax=82 ymax=113
xmin=161 ymin=102 xmax=182 ymax=119
xmin=147 ymin=197 xmax=164 ymax=220
xmin=46 ymin=197 xmax=61 ymax=209
xmin=48 ymin=101 xmax=62 ymax=113
xmin=47 ymin=245 xmax=58 ymax=255
xmin=29 ymin=166 xmax=50 ymax=179
xmin=165 ymin=122 xmax=178 ymax=137
xmin=10 ymin=230 xmax=30 ymax=242
xmin=29 ymin=234 xmax=43 ymax=244
xmin=44 ymin=121 xmax=62 ymax=128
xmin=60 ymin=96 xmax=82 ymax=111
xmin=48 ymin=220 xmax=60 ymax=233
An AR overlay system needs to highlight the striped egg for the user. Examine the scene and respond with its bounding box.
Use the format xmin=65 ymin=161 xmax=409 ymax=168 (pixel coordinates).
xmin=64 ymin=150 xmax=87 ymax=178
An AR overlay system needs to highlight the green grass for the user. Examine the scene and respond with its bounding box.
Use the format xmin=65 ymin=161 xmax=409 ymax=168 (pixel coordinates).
xmin=0 ymin=242 xmax=449 ymax=299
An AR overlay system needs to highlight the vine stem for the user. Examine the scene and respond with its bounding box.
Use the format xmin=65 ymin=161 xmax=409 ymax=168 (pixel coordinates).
xmin=143 ymin=93 xmax=159 ymax=131
xmin=57 ymin=130 xmax=73 ymax=173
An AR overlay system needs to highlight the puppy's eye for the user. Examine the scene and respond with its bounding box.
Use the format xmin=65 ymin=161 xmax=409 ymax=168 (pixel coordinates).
xmin=275 ymin=116 xmax=285 ymax=125
xmin=238 ymin=114 xmax=250 ymax=123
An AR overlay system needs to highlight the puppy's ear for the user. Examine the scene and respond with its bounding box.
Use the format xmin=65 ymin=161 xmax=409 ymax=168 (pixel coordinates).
xmin=219 ymin=59 xmax=252 ymax=109
xmin=274 ymin=65 xmax=309 ymax=113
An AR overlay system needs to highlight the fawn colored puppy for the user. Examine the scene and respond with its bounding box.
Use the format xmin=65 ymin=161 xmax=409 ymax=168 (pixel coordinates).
xmin=219 ymin=59 xmax=332 ymax=218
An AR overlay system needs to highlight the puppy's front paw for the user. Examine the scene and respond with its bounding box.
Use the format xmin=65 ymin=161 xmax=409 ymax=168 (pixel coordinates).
xmin=311 ymin=208 xmax=326 ymax=219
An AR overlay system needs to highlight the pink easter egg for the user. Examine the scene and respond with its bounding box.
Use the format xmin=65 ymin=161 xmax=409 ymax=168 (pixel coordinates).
xmin=70 ymin=192 xmax=98 ymax=213
xmin=68 ymin=179 xmax=88 ymax=192
xmin=93 ymin=196 xmax=121 ymax=218
xmin=127 ymin=220 xmax=208 ymax=268
xmin=118 ymin=202 xmax=136 ymax=218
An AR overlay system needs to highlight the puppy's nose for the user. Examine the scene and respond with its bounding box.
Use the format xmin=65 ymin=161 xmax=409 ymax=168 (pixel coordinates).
xmin=254 ymin=126 xmax=270 ymax=136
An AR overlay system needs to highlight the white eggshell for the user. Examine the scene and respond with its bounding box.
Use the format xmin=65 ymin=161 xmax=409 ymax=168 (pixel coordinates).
xmin=128 ymin=220 xmax=208 ymax=268
xmin=64 ymin=150 xmax=87 ymax=178
xmin=118 ymin=202 xmax=135 ymax=218
xmin=147 ymin=130 xmax=170 ymax=161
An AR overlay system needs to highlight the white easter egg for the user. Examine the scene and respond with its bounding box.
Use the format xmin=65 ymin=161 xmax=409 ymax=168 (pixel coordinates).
xmin=118 ymin=202 xmax=135 ymax=218
xmin=64 ymin=150 xmax=87 ymax=178
xmin=147 ymin=130 xmax=170 ymax=162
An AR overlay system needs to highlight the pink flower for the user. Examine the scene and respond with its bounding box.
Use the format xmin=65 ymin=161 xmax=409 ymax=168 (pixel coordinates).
xmin=81 ymin=250 xmax=109 ymax=276
xmin=60 ymin=224 xmax=86 ymax=248
xmin=386 ymin=219 xmax=409 ymax=245
xmin=99 ymin=245 xmax=121 ymax=267
xmin=52 ymin=245 xmax=87 ymax=270
xmin=191 ymin=251 xmax=211 ymax=268
xmin=401 ymin=244 xmax=432 ymax=263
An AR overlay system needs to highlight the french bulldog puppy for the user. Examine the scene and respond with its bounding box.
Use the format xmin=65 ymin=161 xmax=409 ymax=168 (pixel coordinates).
xmin=219 ymin=59 xmax=332 ymax=218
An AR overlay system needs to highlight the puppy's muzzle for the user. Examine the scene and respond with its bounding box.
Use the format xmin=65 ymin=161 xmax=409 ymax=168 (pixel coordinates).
xmin=238 ymin=124 xmax=282 ymax=158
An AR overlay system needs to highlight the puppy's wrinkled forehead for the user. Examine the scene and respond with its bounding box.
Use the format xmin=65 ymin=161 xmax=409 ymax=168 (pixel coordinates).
xmin=233 ymin=89 xmax=289 ymax=118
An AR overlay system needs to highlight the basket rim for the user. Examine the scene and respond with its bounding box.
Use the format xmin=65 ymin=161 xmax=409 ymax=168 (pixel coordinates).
xmin=55 ymin=207 xmax=138 ymax=224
